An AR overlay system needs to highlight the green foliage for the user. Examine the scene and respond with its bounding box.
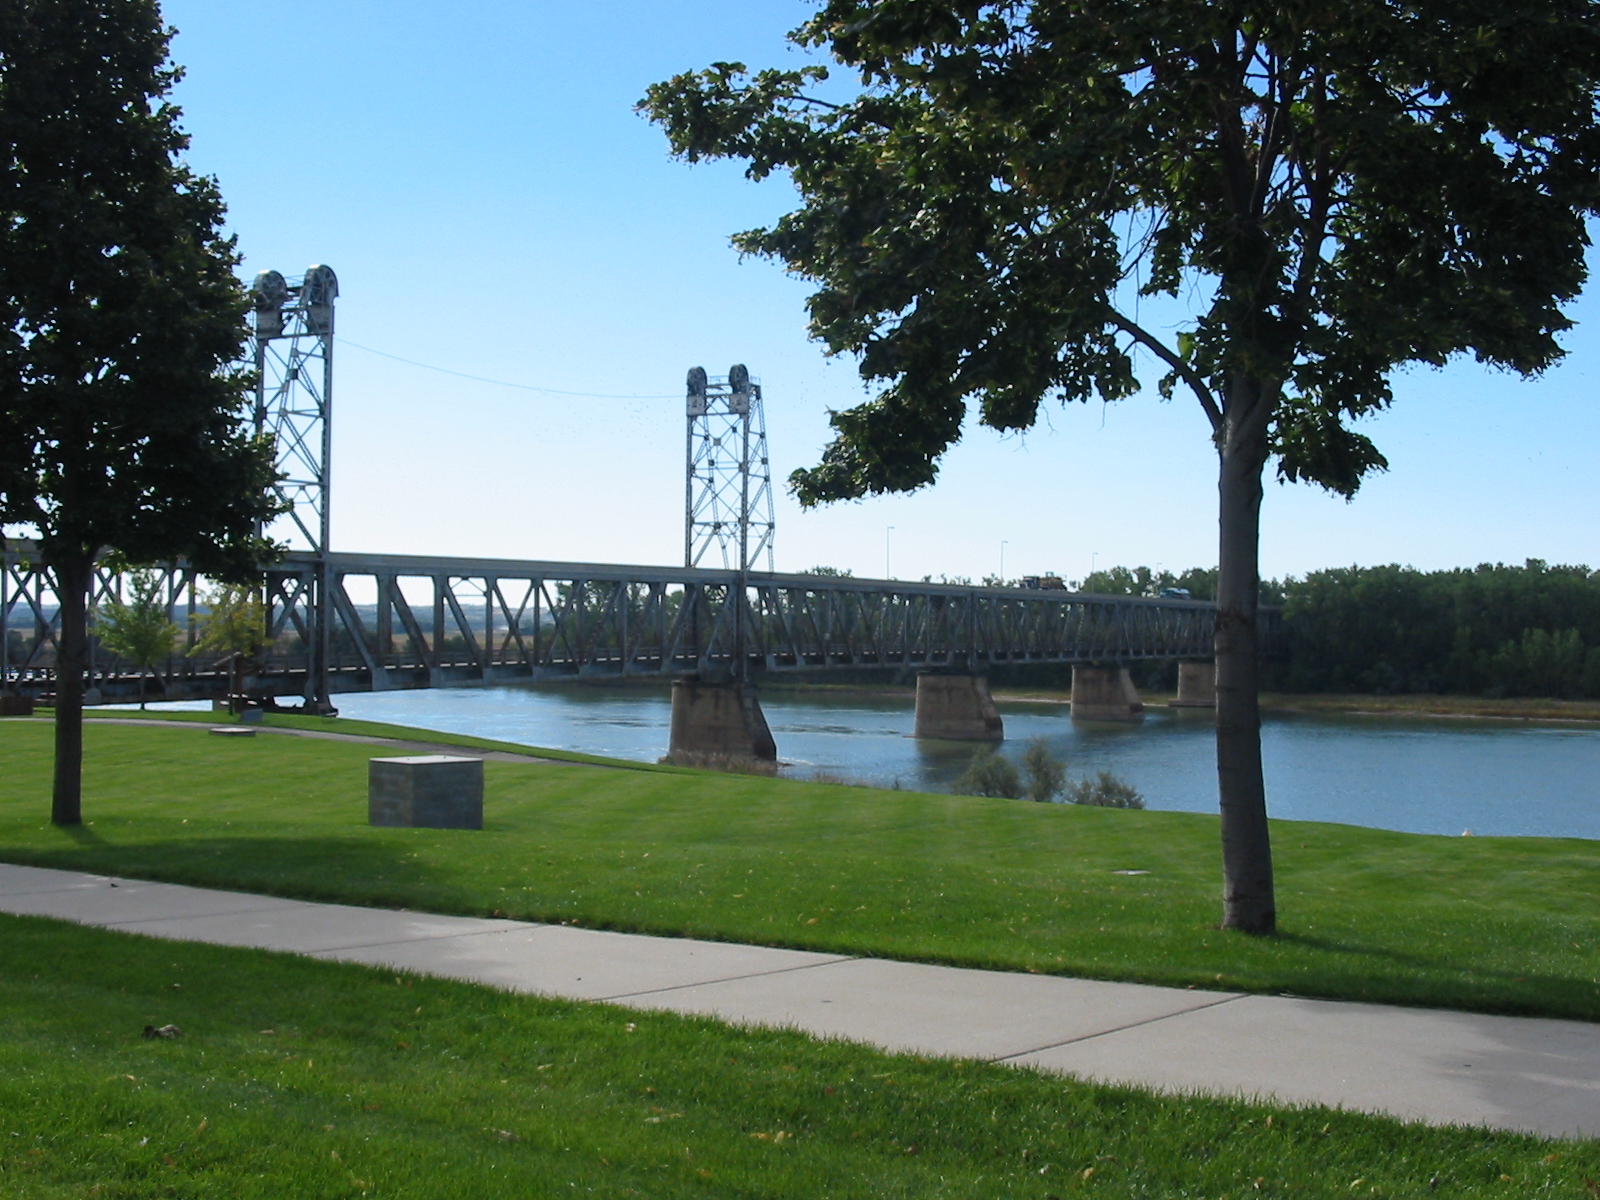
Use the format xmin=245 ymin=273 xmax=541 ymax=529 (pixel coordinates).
xmin=1065 ymin=771 xmax=1146 ymax=810
xmin=0 ymin=0 xmax=286 ymax=819
xmin=0 ymin=0 xmax=283 ymax=573
xmin=1278 ymin=560 xmax=1600 ymax=697
xmin=642 ymin=2 xmax=1600 ymax=505
xmin=195 ymin=584 xmax=267 ymax=663
xmin=93 ymin=570 xmax=178 ymax=708
xmin=657 ymin=749 xmax=779 ymax=777
xmin=951 ymin=745 xmax=1023 ymax=799
xmin=196 ymin=584 xmax=267 ymax=702
xmin=1020 ymin=736 xmax=1066 ymax=803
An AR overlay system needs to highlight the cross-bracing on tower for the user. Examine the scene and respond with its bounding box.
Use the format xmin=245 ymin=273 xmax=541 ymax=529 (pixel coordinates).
xmin=250 ymin=265 xmax=337 ymax=554
xmin=249 ymin=264 xmax=338 ymax=709
xmin=685 ymin=364 xmax=775 ymax=572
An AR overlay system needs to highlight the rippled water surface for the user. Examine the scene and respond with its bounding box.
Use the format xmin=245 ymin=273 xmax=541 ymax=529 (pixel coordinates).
xmin=324 ymin=685 xmax=1600 ymax=840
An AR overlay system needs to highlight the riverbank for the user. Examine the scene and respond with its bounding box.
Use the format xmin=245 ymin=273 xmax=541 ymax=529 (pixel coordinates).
xmin=766 ymin=678 xmax=1600 ymax=722
xmin=4 ymin=714 xmax=1599 ymax=1023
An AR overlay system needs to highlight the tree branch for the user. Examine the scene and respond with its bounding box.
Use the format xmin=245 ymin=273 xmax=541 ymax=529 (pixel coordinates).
xmin=1106 ymin=308 xmax=1224 ymax=433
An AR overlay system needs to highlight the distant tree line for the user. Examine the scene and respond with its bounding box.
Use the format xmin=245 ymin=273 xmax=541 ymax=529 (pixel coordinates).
xmin=1083 ymin=560 xmax=1600 ymax=699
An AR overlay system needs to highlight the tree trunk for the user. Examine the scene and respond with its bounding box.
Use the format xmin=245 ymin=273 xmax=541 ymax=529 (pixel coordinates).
xmin=51 ymin=554 xmax=92 ymax=826
xmin=1215 ymin=375 xmax=1275 ymax=934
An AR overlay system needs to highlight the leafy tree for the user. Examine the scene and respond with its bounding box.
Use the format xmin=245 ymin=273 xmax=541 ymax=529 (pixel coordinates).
xmin=0 ymin=0 xmax=282 ymax=825
xmin=1065 ymin=771 xmax=1146 ymax=810
xmin=195 ymin=584 xmax=268 ymax=707
xmin=644 ymin=0 xmax=1600 ymax=931
xmin=94 ymin=569 xmax=178 ymax=709
xmin=952 ymin=745 xmax=1023 ymax=798
xmin=1021 ymin=736 xmax=1066 ymax=802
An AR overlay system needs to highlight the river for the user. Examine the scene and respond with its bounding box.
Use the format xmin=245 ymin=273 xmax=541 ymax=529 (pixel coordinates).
xmin=315 ymin=684 xmax=1600 ymax=840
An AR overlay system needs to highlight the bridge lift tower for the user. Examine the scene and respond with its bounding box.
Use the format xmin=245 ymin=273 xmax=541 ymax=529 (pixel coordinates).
xmin=250 ymin=264 xmax=338 ymax=709
xmin=685 ymin=364 xmax=775 ymax=572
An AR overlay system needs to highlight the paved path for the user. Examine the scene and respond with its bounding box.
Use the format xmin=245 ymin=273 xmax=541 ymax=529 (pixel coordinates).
xmin=3 ymin=862 xmax=1596 ymax=1140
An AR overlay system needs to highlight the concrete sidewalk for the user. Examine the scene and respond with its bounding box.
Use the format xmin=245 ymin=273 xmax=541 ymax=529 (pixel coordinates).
xmin=3 ymin=861 xmax=1596 ymax=1139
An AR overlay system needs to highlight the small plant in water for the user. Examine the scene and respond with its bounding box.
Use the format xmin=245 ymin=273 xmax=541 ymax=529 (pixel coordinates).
xmin=1021 ymin=737 xmax=1067 ymax=803
xmin=952 ymin=746 xmax=1023 ymax=799
xmin=1064 ymin=770 xmax=1145 ymax=809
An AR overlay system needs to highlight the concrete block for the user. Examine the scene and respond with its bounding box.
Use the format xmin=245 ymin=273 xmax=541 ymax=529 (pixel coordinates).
xmin=1171 ymin=660 xmax=1217 ymax=708
xmin=1071 ymin=665 xmax=1145 ymax=721
xmin=368 ymin=755 xmax=483 ymax=830
xmin=913 ymin=674 xmax=1004 ymax=740
xmin=668 ymin=680 xmax=777 ymax=761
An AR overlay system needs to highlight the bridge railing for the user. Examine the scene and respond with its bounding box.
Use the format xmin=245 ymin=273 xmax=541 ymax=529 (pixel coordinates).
xmin=4 ymin=542 xmax=1271 ymax=703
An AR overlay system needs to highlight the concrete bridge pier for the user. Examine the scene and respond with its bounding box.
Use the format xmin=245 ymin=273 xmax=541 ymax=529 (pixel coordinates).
xmin=913 ymin=674 xmax=1004 ymax=741
xmin=1070 ymin=665 xmax=1145 ymax=721
xmin=669 ymin=679 xmax=777 ymax=762
xmin=1171 ymin=660 xmax=1217 ymax=708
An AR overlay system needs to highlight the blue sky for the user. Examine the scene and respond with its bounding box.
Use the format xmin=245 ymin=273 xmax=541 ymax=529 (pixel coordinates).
xmin=161 ymin=0 xmax=1599 ymax=582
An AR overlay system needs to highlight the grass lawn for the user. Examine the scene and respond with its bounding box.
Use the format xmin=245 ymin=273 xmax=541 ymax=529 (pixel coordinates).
xmin=2 ymin=716 xmax=1599 ymax=1023
xmin=1 ymin=913 xmax=1591 ymax=1199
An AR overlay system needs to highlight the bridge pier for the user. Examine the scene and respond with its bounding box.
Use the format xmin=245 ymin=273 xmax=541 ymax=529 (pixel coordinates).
xmin=669 ymin=679 xmax=777 ymax=762
xmin=1171 ymin=660 xmax=1216 ymax=708
xmin=913 ymin=674 xmax=1004 ymax=741
xmin=1070 ymin=665 xmax=1145 ymax=721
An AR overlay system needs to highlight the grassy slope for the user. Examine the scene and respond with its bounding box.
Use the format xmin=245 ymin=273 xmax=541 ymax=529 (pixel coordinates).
xmin=3 ymin=718 xmax=1599 ymax=1023
xmin=75 ymin=708 xmax=679 ymax=770
xmin=1 ymin=914 xmax=1590 ymax=1200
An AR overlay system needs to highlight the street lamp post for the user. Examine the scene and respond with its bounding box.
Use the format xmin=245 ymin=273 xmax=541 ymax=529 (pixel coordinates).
xmin=1000 ymin=540 xmax=1009 ymax=583
xmin=886 ymin=526 xmax=895 ymax=580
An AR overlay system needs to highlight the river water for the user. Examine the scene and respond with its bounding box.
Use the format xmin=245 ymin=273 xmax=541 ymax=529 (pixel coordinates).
xmin=319 ymin=685 xmax=1600 ymax=841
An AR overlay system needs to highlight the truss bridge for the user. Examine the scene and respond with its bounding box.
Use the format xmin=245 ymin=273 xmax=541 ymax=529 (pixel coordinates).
xmin=2 ymin=544 xmax=1242 ymax=706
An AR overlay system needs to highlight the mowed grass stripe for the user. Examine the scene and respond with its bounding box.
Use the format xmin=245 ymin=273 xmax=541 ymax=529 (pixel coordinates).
xmin=2 ymin=718 xmax=1598 ymax=1022
xmin=0 ymin=914 xmax=1591 ymax=1199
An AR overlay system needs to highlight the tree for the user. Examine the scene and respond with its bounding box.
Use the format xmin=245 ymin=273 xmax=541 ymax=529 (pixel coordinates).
xmin=644 ymin=0 xmax=1600 ymax=932
xmin=94 ymin=569 xmax=179 ymax=709
xmin=0 ymin=0 xmax=281 ymax=825
xmin=194 ymin=583 xmax=268 ymax=707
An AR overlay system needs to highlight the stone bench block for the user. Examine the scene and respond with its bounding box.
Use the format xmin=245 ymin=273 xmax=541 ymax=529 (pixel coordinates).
xmin=368 ymin=755 xmax=483 ymax=830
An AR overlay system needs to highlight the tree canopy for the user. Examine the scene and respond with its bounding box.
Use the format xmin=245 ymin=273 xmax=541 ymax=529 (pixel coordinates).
xmin=94 ymin=569 xmax=179 ymax=709
xmin=645 ymin=0 xmax=1600 ymax=932
xmin=646 ymin=0 xmax=1600 ymax=502
xmin=0 ymin=0 xmax=282 ymax=823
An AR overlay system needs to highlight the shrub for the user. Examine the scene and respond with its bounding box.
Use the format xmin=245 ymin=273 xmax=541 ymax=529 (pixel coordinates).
xmin=952 ymin=746 xmax=1023 ymax=799
xmin=657 ymin=750 xmax=779 ymax=777
xmin=1064 ymin=770 xmax=1145 ymax=809
xmin=1021 ymin=736 xmax=1067 ymax=802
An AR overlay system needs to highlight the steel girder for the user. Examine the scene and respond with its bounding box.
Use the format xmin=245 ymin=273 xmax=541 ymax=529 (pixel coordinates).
xmin=3 ymin=543 xmax=1267 ymax=701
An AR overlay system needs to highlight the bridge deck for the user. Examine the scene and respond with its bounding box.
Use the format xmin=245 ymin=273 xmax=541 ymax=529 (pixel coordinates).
xmin=4 ymin=544 xmax=1261 ymax=705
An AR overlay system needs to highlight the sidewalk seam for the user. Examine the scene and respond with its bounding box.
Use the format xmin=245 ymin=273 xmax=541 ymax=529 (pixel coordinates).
xmin=990 ymin=993 xmax=1248 ymax=1062
xmin=597 ymin=954 xmax=862 ymax=1002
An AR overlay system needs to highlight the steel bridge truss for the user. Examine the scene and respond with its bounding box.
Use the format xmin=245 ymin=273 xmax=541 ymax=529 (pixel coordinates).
xmin=3 ymin=543 xmax=1237 ymax=703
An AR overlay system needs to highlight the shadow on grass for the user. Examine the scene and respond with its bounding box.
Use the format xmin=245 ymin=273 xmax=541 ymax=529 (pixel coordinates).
xmin=61 ymin=824 xmax=107 ymax=847
xmin=1274 ymin=929 xmax=1600 ymax=1021
xmin=0 ymin=835 xmax=496 ymax=917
